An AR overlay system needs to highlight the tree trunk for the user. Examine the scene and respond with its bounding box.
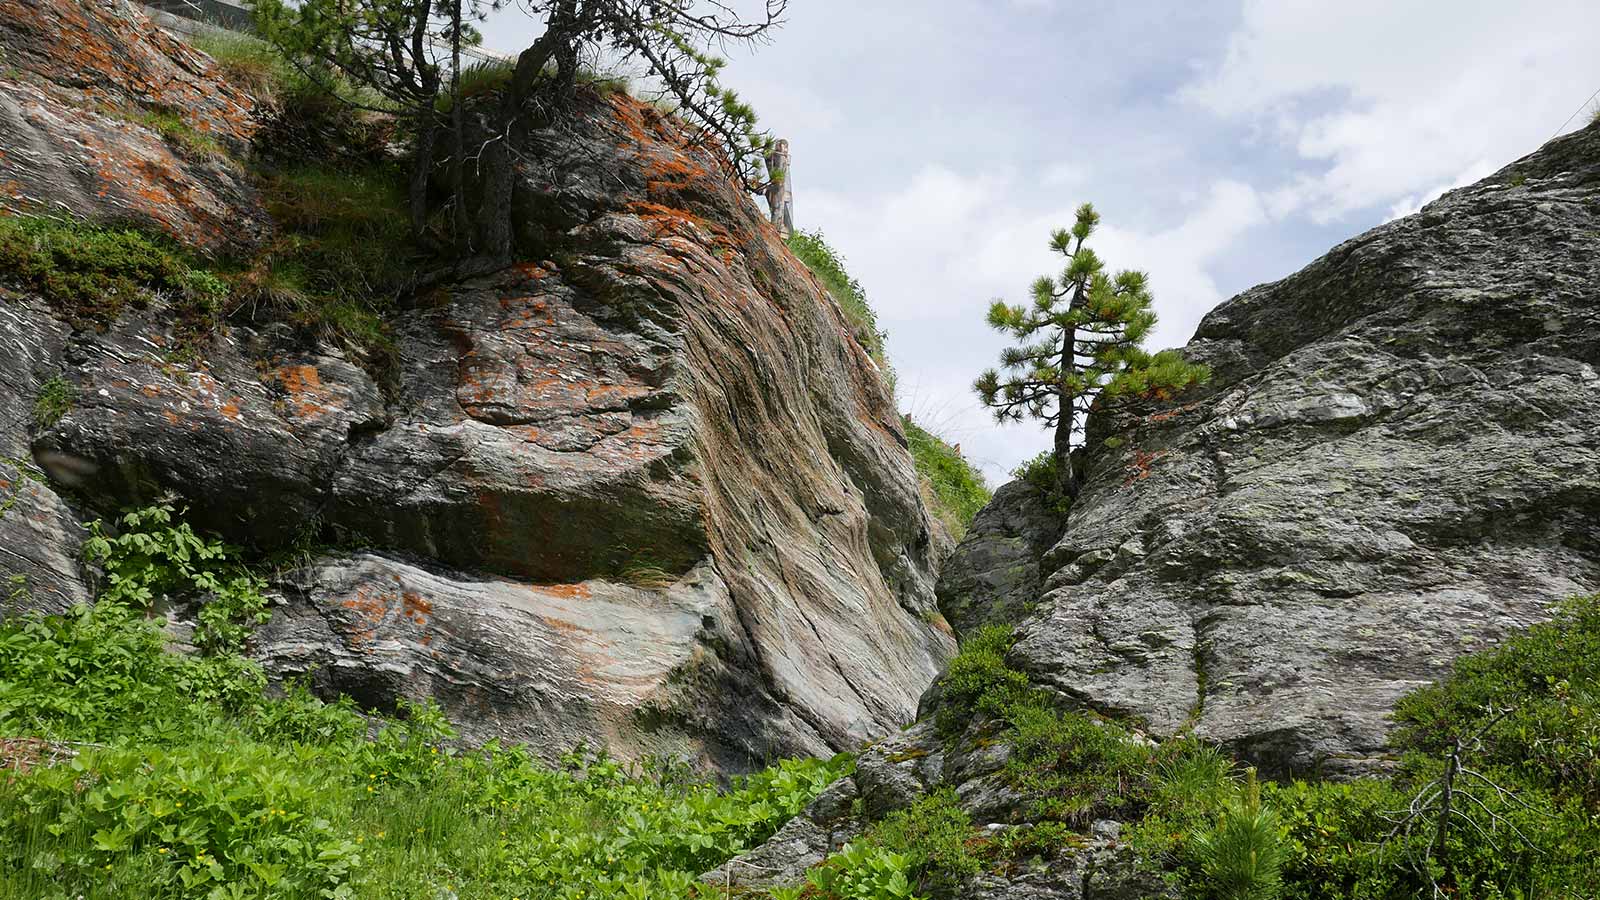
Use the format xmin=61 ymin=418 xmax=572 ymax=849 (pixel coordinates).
xmin=409 ymin=107 xmax=438 ymax=241
xmin=473 ymin=10 xmax=573 ymax=260
xmin=449 ymin=0 xmax=468 ymax=252
xmin=1056 ymin=324 xmax=1080 ymax=501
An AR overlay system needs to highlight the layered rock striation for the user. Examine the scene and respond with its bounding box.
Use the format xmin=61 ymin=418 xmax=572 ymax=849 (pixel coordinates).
xmin=0 ymin=0 xmax=951 ymax=770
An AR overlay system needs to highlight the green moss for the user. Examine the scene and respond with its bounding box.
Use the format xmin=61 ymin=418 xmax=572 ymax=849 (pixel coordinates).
xmin=903 ymin=417 xmax=990 ymax=539
xmin=0 ymin=215 xmax=227 ymax=332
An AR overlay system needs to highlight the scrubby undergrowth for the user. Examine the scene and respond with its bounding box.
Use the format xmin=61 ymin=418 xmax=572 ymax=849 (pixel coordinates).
xmin=0 ymin=507 xmax=848 ymax=900
xmin=819 ymin=611 xmax=1600 ymax=899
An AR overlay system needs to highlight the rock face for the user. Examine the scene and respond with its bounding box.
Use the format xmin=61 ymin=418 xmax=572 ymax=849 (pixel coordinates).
xmin=0 ymin=0 xmax=951 ymax=770
xmin=935 ymin=479 xmax=1061 ymax=639
xmin=0 ymin=0 xmax=266 ymax=253
xmin=948 ymin=120 xmax=1600 ymax=776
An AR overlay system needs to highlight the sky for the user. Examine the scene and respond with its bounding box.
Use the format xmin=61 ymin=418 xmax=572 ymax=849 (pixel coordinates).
xmin=482 ymin=1 xmax=1600 ymax=484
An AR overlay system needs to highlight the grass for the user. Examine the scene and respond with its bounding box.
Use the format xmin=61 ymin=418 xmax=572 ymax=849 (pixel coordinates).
xmin=32 ymin=376 xmax=73 ymax=430
xmin=189 ymin=30 xmax=393 ymax=113
xmin=231 ymin=163 xmax=415 ymax=378
xmin=0 ymin=505 xmax=850 ymax=900
xmin=134 ymin=108 xmax=224 ymax=157
xmin=786 ymin=229 xmax=886 ymax=365
xmin=902 ymin=417 xmax=989 ymax=540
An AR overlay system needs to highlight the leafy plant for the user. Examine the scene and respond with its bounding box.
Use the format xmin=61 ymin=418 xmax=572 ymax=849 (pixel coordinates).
xmin=805 ymin=840 xmax=922 ymax=900
xmin=83 ymin=504 xmax=271 ymax=654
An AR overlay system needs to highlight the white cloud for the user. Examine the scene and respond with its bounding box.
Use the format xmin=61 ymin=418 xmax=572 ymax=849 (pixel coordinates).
xmin=806 ymin=170 xmax=1266 ymax=483
xmin=1186 ymin=0 xmax=1600 ymax=220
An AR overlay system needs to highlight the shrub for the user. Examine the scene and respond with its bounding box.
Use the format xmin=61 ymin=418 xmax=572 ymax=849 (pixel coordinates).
xmin=1012 ymin=450 xmax=1072 ymax=517
xmin=0 ymin=215 xmax=227 ymax=330
xmin=1393 ymin=593 xmax=1600 ymax=809
xmin=32 ymin=376 xmax=73 ymax=429
xmin=934 ymin=625 xmax=1031 ymax=735
xmin=903 ymin=417 xmax=990 ymax=540
xmin=863 ymin=790 xmax=982 ymax=894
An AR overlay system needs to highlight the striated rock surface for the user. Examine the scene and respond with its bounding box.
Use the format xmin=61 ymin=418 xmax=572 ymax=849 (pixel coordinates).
xmin=0 ymin=0 xmax=951 ymax=771
xmin=0 ymin=0 xmax=266 ymax=253
xmin=947 ymin=120 xmax=1600 ymax=776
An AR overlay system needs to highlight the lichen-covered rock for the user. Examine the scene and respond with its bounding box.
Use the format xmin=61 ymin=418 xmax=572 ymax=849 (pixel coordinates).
xmin=962 ymin=835 xmax=1176 ymax=900
xmin=0 ymin=0 xmax=266 ymax=252
xmin=951 ymin=120 xmax=1600 ymax=776
xmin=0 ymin=0 xmax=951 ymax=771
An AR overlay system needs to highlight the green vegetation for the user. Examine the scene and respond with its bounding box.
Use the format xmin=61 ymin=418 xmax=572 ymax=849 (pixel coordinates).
xmin=134 ymin=108 xmax=225 ymax=157
xmin=32 ymin=376 xmax=73 ymax=430
xmin=976 ymin=204 xmax=1210 ymax=500
xmin=856 ymin=603 xmax=1600 ymax=899
xmin=787 ymin=229 xmax=887 ymax=364
xmin=237 ymin=164 xmax=414 ymax=370
xmin=82 ymin=504 xmax=271 ymax=655
xmin=1011 ymin=450 xmax=1073 ymax=517
xmin=902 ymin=418 xmax=989 ymax=540
xmin=0 ymin=505 xmax=851 ymax=899
xmin=0 ymin=216 xmax=228 ymax=331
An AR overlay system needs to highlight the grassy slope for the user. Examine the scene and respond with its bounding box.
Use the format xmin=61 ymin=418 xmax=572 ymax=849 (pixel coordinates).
xmin=784 ymin=230 xmax=991 ymax=539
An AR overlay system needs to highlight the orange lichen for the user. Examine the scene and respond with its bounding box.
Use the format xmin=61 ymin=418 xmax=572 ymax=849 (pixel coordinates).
xmin=1124 ymin=449 xmax=1169 ymax=486
xmin=535 ymin=583 xmax=593 ymax=601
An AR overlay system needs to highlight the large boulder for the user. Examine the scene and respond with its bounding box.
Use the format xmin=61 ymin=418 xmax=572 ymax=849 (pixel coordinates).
xmin=0 ymin=0 xmax=951 ymax=771
xmin=948 ymin=120 xmax=1600 ymax=776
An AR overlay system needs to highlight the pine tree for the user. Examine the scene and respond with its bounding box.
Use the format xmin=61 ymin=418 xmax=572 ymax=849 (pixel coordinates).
xmin=974 ymin=203 xmax=1210 ymax=502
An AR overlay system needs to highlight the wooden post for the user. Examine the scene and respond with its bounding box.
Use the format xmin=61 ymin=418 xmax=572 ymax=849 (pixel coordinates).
xmin=764 ymin=139 xmax=794 ymax=238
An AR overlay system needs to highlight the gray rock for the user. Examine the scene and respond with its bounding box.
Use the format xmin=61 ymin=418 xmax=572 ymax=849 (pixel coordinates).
xmin=699 ymin=777 xmax=863 ymax=891
xmin=963 ymin=839 xmax=1176 ymax=900
xmin=0 ymin=298 xmax=88 ymax=614
xmin=937 ymin=479 xmax=1062 ymax=639
xmin=951 ymin=120 xmax=1600 ymax=776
